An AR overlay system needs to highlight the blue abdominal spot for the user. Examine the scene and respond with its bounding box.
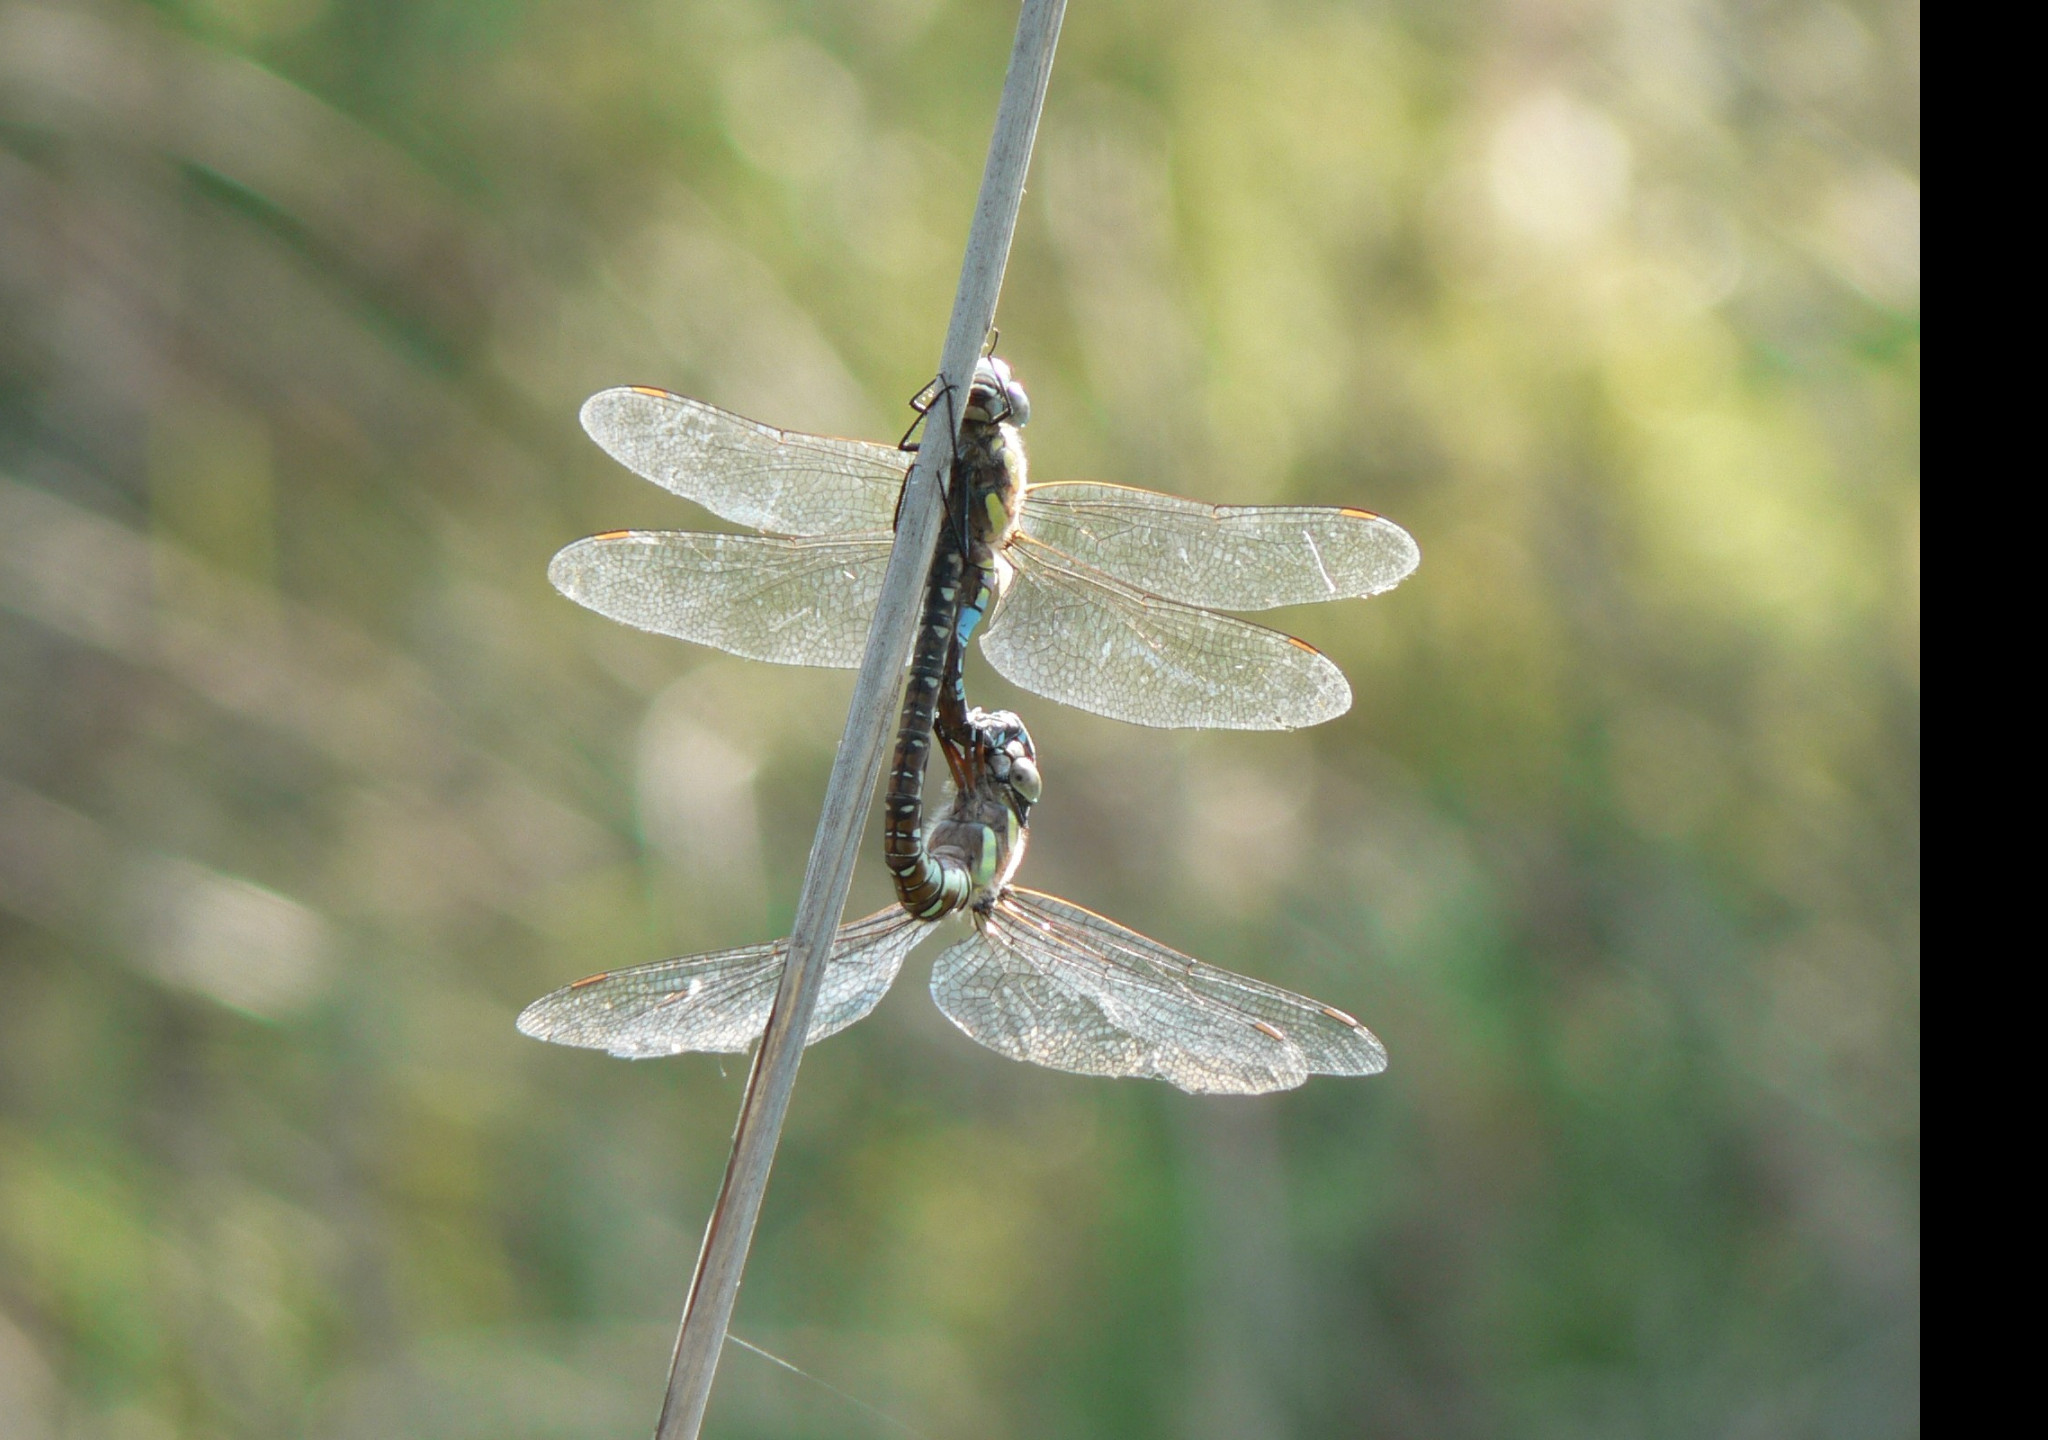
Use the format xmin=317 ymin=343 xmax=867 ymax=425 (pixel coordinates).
xmin=953 ymin=578 xmax=993 ymax=649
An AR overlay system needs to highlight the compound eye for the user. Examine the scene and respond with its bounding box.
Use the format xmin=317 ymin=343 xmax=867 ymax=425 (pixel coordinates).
xmin=979 ymin=357 xmax=1029 ymax=425
xmin=1008 ymin=756 xmax=1042 ymax=805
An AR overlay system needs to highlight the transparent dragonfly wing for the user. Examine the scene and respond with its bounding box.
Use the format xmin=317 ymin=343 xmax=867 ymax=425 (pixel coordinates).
xmin=580 ymin=387 xmax=909 ymax=537
xmin=1008 ymin=891 xmax=1386 ymax=1075
xmin=517 ymin=907 xmax=928 ymax=1058
xmin=1019 ymin=483 xmax=1420 ymax=610
xmin=979 ymin=541 xmax=1352 ymax=730
xmin=549 ymin=530 xmax=891 ymax=667
xmin=931 ymin=890 xmax=1383 ymax=1093
xmin=929 ymin=890 xmax=1381 ymax=1092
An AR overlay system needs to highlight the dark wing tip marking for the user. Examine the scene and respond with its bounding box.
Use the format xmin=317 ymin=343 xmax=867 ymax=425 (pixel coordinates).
xmin=1252 ymin=1020 xmax=1288 ymax=1042
xmin=1320 ymin=1004 xmax=1362 ymax=1028
xmin=1284 ymin=635 xmax=1326 ymax=656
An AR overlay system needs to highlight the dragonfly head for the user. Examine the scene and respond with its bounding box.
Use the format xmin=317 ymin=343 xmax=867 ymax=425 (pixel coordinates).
xmin=968 ymin=706 xmax=1041 ymax=816
xmin=969 ymin=356 xmax=1031 ymax=428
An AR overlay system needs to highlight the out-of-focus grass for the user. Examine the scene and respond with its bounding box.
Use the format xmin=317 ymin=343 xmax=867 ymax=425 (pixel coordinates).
xmin=2 ymin=0 xmax=1916 ymax=1436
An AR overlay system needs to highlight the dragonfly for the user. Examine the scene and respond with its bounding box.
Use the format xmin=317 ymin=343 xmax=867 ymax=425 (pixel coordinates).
xmin=521 ymin=362 xmax=1387 ymax=1090
xmin=549 ymin=359 xmax=1419 ymax=730
xmin=517 ymin=703 xmax=1388 ymax=1094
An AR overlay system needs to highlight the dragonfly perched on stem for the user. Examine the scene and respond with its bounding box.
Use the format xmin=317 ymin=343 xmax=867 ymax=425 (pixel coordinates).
xmin=517 ymin=704 xmax=1387 ymax=1094
xmin=550 ymin=359 xmax=1419 ymax=730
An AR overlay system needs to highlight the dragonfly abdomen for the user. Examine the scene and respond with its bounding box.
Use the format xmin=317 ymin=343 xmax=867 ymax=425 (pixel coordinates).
xmin=886 ymin=538 xmax=973 ymax=919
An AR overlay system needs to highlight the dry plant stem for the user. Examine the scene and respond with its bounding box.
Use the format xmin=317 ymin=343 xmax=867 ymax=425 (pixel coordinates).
xmin=651 ymin=5 xmax=1068 ymax=1437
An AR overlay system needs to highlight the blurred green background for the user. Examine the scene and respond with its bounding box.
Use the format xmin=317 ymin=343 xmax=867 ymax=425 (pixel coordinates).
xmin=0 ymin=0 xmax=1918 ymax=1435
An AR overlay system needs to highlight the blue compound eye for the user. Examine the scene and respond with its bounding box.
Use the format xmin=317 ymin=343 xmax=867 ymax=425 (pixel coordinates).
xmin=1004 ymin=378 xmax=1030 ymax=427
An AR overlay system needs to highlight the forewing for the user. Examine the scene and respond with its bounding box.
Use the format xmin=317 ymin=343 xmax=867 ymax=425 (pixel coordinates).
xmin=930 ymin=895 xmax=1304 ymax=1093
xmin=549 ymin=530 xmax=890 ymax=667
xmin=1021 ymin=483 xmax=1419 ymax=609
xmin=979 ymin=542 xmax=1351 ymax=729
xmin=1009 ymin=890 xmax=1387 ymax=1077
xmin=517 ymin=907 xmax=926 ymax=1058
xmin=580 ymin=387 xmax=908 ymax=536
xmin=931 ymin=890 xmax=1380 ymax=1094
xmin=929 ymin=930 xmax=1150 ymax=1082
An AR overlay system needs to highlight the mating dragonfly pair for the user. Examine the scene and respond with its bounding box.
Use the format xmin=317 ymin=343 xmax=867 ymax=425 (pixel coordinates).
xmin=519 ymin=358 xmax=1417 ymax=1093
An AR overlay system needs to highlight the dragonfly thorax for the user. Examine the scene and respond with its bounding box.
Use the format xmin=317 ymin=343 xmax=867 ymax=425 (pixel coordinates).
xmin=957 ymin=414 xmax=1027 ymax=557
